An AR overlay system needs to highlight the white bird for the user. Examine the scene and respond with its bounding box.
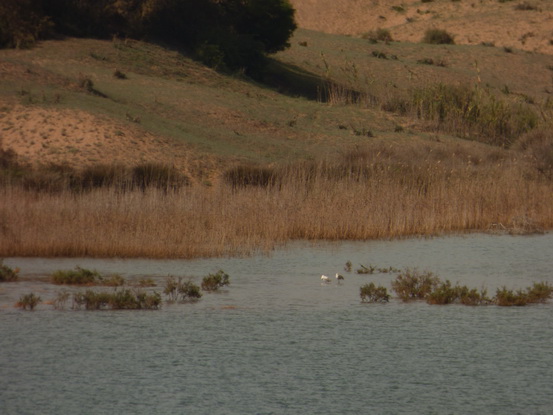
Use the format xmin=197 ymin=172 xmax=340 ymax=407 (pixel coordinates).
xmin=320 ymin=275 xmax=331 ymax=283
xmin=335 ymin=273 xmax=345 ymax=281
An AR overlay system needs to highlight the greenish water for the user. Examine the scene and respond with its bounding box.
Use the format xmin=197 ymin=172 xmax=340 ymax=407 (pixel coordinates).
xmin=1 ymin=234 xmax=552 ymax=414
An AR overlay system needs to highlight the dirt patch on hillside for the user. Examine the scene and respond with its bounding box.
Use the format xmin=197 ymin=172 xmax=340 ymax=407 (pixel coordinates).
xmin=0 ymin=103 xmax=217 ymax=183
xmin=292 ymin=0 xmax=553 ymax=54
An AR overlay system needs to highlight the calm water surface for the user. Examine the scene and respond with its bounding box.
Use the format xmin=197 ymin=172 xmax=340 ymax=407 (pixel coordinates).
xmin=1 ymin=234 xmax=552 ymax=414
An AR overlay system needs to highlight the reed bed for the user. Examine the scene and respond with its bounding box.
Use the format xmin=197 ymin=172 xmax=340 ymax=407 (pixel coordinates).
xmin=1 ymin=156 xmax=552 ymax=258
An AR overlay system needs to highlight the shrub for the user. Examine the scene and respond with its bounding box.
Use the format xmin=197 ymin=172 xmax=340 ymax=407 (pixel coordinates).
xmin=411 ymin=83 xmax=539 ymax=146
xmin=51 ymin=266 xmax=101 ymax=285
xmin=77 ymin=164 xmax=128 ymax=190
xmin=164 ymin=276 xmax=202 ymax=301
xmin=514 ymin=2 xmax=538 ymax=11
xmin=195 ymin=42 xmax=227 ymax=70
xmin=422 ymin=29 xmax=455 ymax=45
xmin=360 ymin=283 xmax=391 ymax=303
xmin=113 ymin=69 xmax=127 ymax=79
xmin=16 ymin=293 xmax=41 ymax=310
xmin=363 ymin=28 xmax=393 ymax=43
xmin=223 ymin=165 xmax=277 ymax=189
xmin=0 ymin=0 xmax=53 ymax=48
xmin=131 ymin=163 xmax=190 ymax=191
xmin=201 ymin=270 xmax=230 ymax=291
xmin=0 ymin=259 xmax=19 ymax=282
xmin=513 ymin=128 xmax=553 ymax=179
xmin=372 ymin=50 xmax=388 ymax=59
xmin=391 ymin=269 xmax=439 ymax=301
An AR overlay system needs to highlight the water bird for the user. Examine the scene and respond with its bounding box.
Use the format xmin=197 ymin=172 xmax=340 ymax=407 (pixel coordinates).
xmin=336 ymin=273 xmax=345 ymax=281
xmin=321 ymin=275 xmax=331 ymax=283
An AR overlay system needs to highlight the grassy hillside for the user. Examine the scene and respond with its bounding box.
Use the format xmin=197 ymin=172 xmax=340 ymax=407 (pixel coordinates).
xmin=1 ymin=30 xmax=552 ymax=180
xmin=1 ymin=2 xmax=553 ymax=257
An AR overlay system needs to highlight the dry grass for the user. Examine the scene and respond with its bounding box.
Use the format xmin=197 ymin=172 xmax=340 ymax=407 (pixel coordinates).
xmin=291 ymin=0 xmax=553 ymax=54
xmin=2 ymin=151 xmax=551 ymax=258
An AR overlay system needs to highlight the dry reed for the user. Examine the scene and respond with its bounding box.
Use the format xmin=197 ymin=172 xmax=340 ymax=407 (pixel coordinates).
xmin=1 ymin=155 xmax=552 ymax=258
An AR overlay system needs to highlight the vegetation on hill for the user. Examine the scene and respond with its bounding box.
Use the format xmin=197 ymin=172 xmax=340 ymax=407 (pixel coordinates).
xmin=0 ymin=0 xmax=297 ymax=72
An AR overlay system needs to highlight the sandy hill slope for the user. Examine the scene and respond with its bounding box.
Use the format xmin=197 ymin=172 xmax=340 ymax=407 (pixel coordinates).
xmin=291 ymin=0 xmax=553 ymax=54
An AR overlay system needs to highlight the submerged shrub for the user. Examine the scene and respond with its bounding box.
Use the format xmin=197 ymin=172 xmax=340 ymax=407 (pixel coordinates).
xmin=110 ymin=289 xmax=161 ymax=309
xmin=0 ymin=259 xmax=19 ymax=282
xmin=458 ymin=287 xmax=492 ymax=306
xmin=72 ymin=290 xmax=110 ymax=309
xmin=495 ymin=282 xmax=552 ymax=306
xmin=137 ymin=277 xmax=157 ymax=287
xmin=360 ymin=283 xmax=391 ymax=303
xmin=51 ymin=267 xmax=125 ymax=286
xmin=356 ymin=264 xmax=376 ymax=274
xmin=72 ymin=289 xmax=161 ymax=310
xmin=344 ymin=261 xmax=352 ymax=272
xmin=392 ymin=269 xmax=439 ymax=301
xmin=426 ymin=280 xmax=462 ymax=305
xmin=16 ymin=293 xmax=41 ymax=310
xmin=99 ymin=274 xmax=125 ymax=287
xmin=427 ymin=280 xmax=492 ymax=305
xmin=51 ymin=266 xmax=101 ymax=285
xmin=201 ymin=270 xmax=230 ymax=291
xmin=164 ymin=276 xmax=202 ymax=301
xmin=53 ymin=290 xmax=71 ymax=310
xmin=525 ymin=282 xmax=553 ymax=303
xmin=495 ymin=287 xmax=529 ymax=306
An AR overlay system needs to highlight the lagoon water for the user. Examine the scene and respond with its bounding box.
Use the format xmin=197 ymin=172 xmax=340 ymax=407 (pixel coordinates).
xmin=1 ymin=233 xmax=552 ymax=414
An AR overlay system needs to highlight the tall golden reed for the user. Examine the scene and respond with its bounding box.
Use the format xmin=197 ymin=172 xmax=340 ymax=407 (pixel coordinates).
xmin=1 ymin=157 xmax=552 ymax=258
